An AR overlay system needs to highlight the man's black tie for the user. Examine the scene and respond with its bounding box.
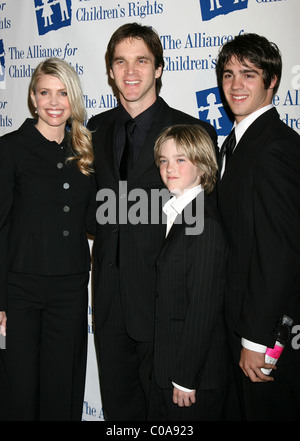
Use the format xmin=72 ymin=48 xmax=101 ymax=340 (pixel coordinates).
xmin=221 ymin=128 xmax=236 ymax=170
xmin=119 ymin=119 xmax=136 ymax=180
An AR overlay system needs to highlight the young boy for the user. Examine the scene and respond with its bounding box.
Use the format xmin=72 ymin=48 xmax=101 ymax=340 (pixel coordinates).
xmin=148 ymin=124 xmax=230 ymax=421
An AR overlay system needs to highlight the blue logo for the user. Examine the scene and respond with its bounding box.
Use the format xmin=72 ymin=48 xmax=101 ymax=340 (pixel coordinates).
xmin=196 ymin=87 xmax=234 ymax=136
xmin=199 ymin=0 xmax=248 ymax=21
xmin=34 ymin=0 xmax=72 ymax=35
xmin=0 ymin=40 xmax=5 ymax=87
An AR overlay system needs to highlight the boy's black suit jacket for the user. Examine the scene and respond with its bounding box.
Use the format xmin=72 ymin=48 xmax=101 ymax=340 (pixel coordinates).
xmin=153 ymin=193 xmax=230 ymax=391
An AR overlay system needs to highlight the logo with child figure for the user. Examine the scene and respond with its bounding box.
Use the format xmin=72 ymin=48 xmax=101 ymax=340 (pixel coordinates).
xmin=34 ymin=0 xmax=72 ymax=35
xmin=196 ymin=86 xmax=233 ymax=136
xmin=199 ymin=0 xmax=248 ymax=21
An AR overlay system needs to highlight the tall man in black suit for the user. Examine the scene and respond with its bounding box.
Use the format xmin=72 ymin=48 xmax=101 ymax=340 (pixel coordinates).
xmin=87 ymin=23 xmax=217 ymax=420
xmin=216 ymin=33 xmax=300 ymax=420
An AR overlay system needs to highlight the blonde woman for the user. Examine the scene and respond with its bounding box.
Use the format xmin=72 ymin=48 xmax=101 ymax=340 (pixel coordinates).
xmin=149 ymin=125 xmax=230 ymax=421
xmin=0 ymin=58 xmax=96 ymax=420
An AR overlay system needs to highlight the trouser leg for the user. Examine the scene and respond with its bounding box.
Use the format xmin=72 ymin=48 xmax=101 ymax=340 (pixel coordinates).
xmin=96 ymin=294 xmax=153 ymax=421
xmin=6 ymin=273 xmax=89 ymax=421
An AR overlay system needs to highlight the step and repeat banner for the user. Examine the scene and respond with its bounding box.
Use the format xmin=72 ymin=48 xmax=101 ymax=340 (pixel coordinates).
xmin=1 ymin=0 xmax=299 ymax=421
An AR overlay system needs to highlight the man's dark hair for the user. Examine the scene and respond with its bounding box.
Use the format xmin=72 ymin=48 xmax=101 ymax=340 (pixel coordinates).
xmin=107 ymin=22 xmax=164 ymax=94
xmin=216 ymin=33 xmax=282 ymax=96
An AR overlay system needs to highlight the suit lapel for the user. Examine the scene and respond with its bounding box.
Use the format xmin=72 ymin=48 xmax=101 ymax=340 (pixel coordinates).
xmin=156 ymin=195 xmax=200 ymax=263
xmin=156 ymin=219 xmax=183 ymax=264
xmin=102 ymin=118 xmax=119 ymax=180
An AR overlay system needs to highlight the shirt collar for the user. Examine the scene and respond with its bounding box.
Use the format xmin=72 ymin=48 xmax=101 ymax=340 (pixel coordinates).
xmin=234 ymin=104 xmax=273 ymax=145
xmin=163 ymin=185 xmax=203 ymax=216
xmin=119 ymin=97 xmax=162 ymax=126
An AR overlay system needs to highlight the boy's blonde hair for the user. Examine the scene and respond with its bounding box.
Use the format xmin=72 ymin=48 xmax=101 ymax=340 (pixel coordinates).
xmin=154 ymin=124 xmax=218 ymax=194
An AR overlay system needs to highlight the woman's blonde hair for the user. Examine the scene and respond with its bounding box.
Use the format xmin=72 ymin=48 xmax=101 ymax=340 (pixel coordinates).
xmin=154 ymin=124 xmax=218 ymax=194
xmin=29 ymin=57 xmax=94 ymax=176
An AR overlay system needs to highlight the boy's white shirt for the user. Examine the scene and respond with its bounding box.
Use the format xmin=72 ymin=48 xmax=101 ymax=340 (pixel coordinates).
xmin=163 ymin=185 xmax=203 ymax=237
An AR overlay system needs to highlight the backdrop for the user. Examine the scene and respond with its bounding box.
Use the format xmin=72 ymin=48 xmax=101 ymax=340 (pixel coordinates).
xmin=0 ymin=0 xmax=299 ymax=421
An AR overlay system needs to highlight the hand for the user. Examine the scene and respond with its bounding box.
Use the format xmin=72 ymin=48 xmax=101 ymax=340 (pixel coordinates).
xmin=239 ymin=347 xmax=275 ymax=382
xmin=0 ymin=311 xmax=7 ymax=337
xmin=173 ymin=386 xmax=196 ymax=407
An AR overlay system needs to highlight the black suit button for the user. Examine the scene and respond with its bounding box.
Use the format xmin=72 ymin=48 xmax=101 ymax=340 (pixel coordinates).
xmin=63 ymin=183 xmax=70 ymax=189
xmin=63 ymin=230 xmax=69 ymax=236
xmin=57 ymin=162 xmax=63 ymax=169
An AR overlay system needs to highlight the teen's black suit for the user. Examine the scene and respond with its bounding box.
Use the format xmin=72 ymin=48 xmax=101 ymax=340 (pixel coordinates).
xmin=87 ymin=97 xmax=218 ymax=420
xmin=217 ymin=107 xmax=300 ymax=420
xmin=149 ymin=193 xmax=230 ymax=420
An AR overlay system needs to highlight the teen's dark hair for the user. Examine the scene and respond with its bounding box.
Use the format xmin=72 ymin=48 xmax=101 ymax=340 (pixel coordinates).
xmin=216 ymin=33 xmax=282 ymax=95
xmin=107 ymin=22 xmax=164 ymax=94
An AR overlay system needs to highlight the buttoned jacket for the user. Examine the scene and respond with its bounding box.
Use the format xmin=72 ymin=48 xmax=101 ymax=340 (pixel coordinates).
xmin=0 ymin=119 xmax=96 ymax=309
